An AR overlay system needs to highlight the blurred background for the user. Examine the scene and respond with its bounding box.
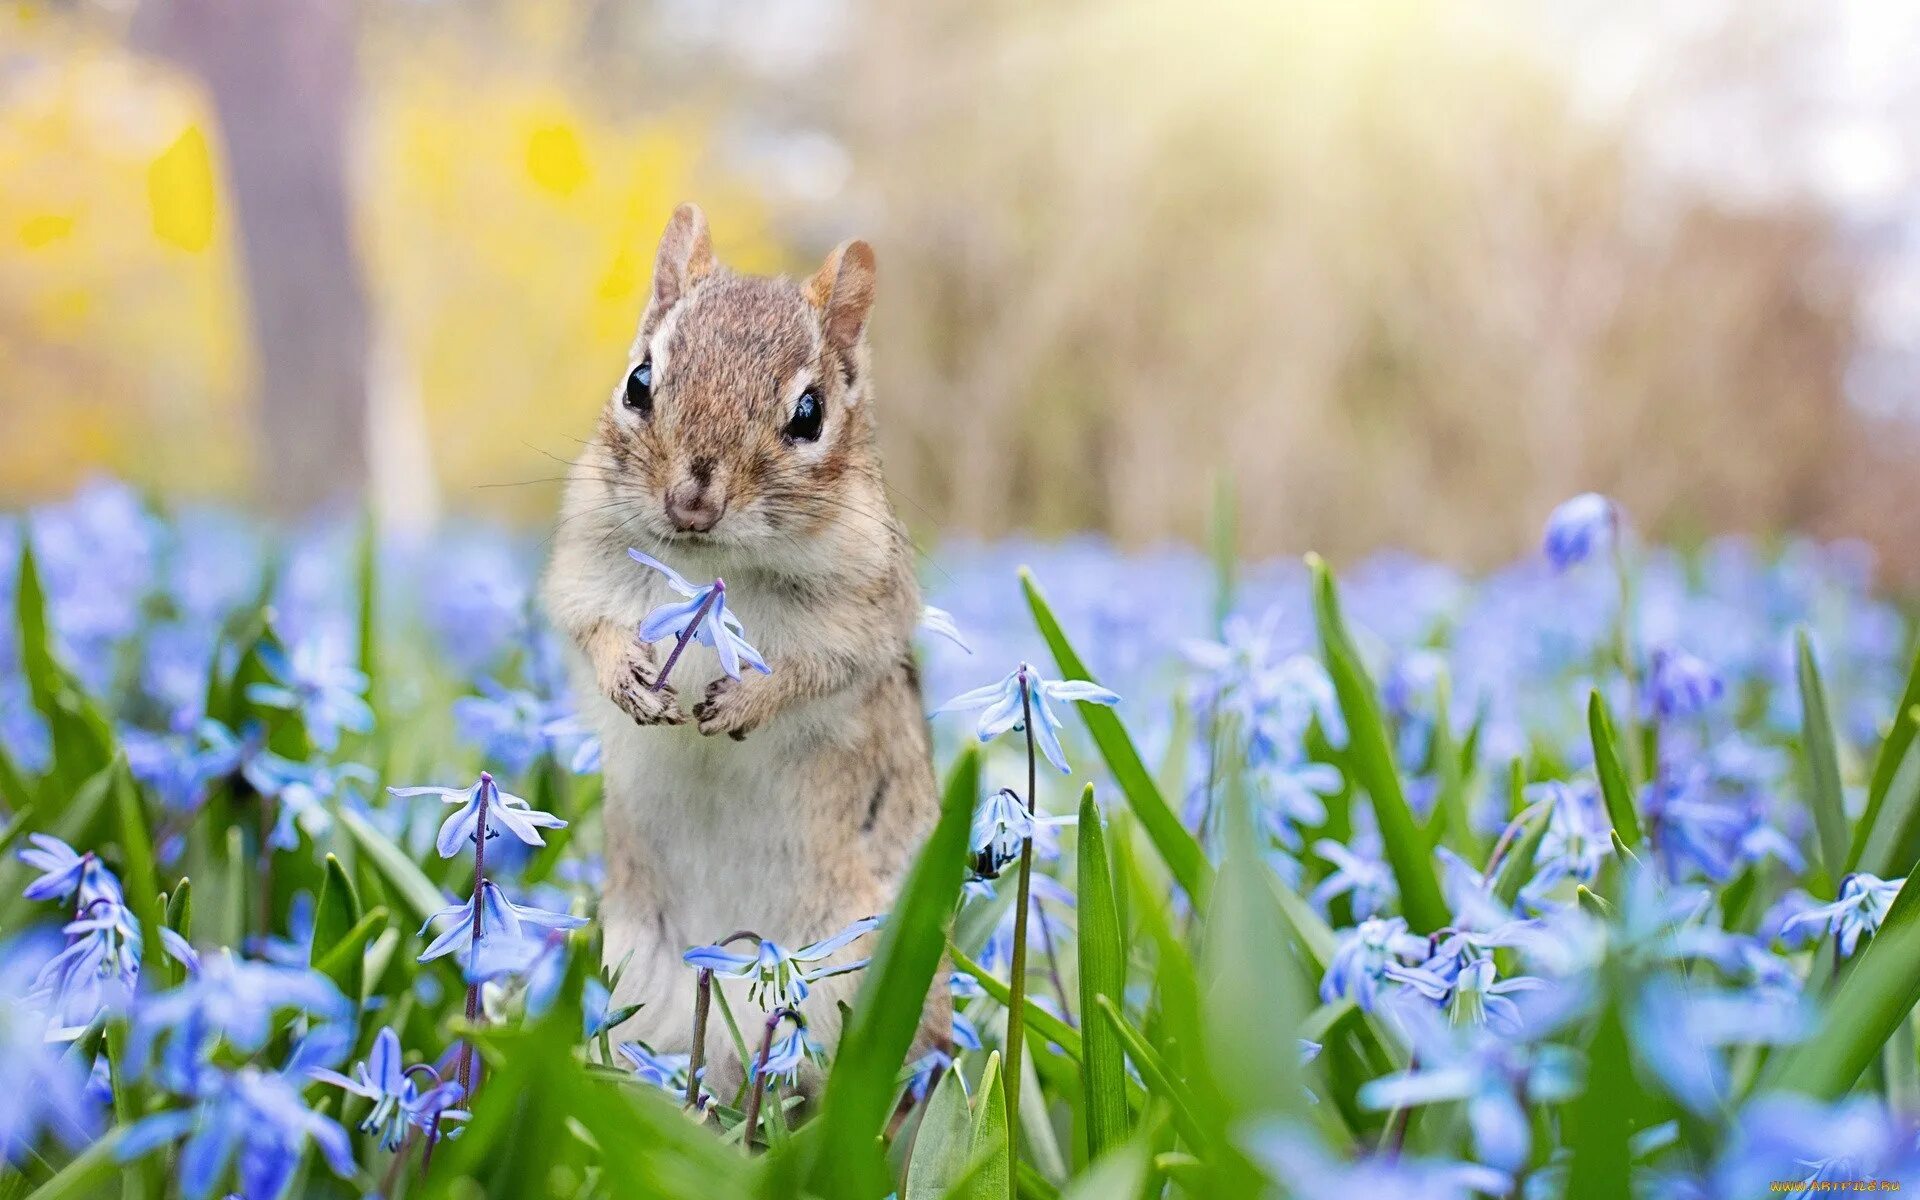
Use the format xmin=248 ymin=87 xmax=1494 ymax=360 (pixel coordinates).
xmin=3 ymin=0 xmax=1919 ymax=581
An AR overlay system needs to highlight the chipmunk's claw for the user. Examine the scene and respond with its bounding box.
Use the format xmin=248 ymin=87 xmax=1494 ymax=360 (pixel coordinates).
xmin=611 ymin=658 xmax=686 ymax=727
xmin=694 ymin=677 xmax=761 ymax=740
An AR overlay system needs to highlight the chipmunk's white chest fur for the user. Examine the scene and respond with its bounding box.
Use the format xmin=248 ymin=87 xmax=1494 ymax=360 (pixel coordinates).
xmin=567 ymin=572 xmax=870 ymax=1050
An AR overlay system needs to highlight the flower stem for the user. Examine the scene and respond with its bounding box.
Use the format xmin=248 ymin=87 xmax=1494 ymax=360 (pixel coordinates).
xmin=457 ymin=775 xmax=493 ymax=1102
xmin=741 ymin=1008 xmax=787 ymax=1149
xmin=434 ymin=770 xmax=495 ymax=1170
xmin=686 ymin=968 xmax=713 ymax=1110
xmin=652 ymin=581 xmax=724 ymax=693
xmin=1002 ymin=671 xmax=1037 ymax=1198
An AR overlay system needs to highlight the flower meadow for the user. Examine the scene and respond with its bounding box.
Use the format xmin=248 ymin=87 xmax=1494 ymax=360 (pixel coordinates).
xmin=3 ymin=480 xmax=1920 ymax=1200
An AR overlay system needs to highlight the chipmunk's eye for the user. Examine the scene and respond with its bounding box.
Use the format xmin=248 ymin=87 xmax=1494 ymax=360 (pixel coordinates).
xmin=784 ymin=387 xmax=823 ymax=443
xmin=624 ymin=359 xmax=653 ymax=416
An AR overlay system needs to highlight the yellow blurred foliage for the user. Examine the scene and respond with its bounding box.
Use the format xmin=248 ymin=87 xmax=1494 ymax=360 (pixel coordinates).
xmin=147 ymin=124 xmax=217 ymax=252
xmin=0 ymin=17 xmax=249 ymax=499
xmin=0 ymin=13 xmax=781 ymax=513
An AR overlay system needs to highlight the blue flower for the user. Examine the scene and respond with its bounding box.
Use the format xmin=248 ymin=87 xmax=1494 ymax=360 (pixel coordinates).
xmin=1630 ymin=975 xmax=1810 ymax=1115
xmin=1390 ymin=954 xmax=1544 ymax=1036
xmin=626 ymin=549 xmax=770 ymax=679
xmin=969 ymin=787 xmax=1076 ymax=880
xmin=1243 ymin=1120 xmax=1510 ymax=1199
xmin=683 ymin=916 xmax=882 ymax=1010
xmin=1643 ymin=768 xmax=1745 ymax=882
xmin=0 ymin=935 xmax=104 ymax=1163
xmin=1258 ymin=759 xmax=1343 ymax=850
xmin=540 ymin=713 xmax=603 ymax=775
xmin=17 ymin=845 xmax=192 ymax=1037
xmin=244 ymin=638 xmax=373 ymax=752
xmin=18 ymin=834 xmax=117 ymax=905
xmin=936 ymin=663 xmax=1120 ymax=774
xmin=1358 ymin=1010 xmax=1577 ymax=1173
xmin=1523 ymin=781 xmax=1612 ymax=898
xmin=1785 ymin=872 xmax=1903 ymax=958
xmin=1713 ymin=1094 xmax=1920 ymax=1197
xmin=753 ymin=1022 xmax=818 ymax=1088
xmin=309 ymin=1026 xmax=465 ymax=1150
xmin=1309 ymin=838 xmax=1394 ymax=920
xmin=247 ymin=754 xmax=374 ymax=851
xmin=1645 ymin=645 xmax=1723 ymax=722
xmin=130 ymin=954 xmax=350 ymax=1082
xmin=118 ymin=1064 xmax=355 ymax=1200
xmin=390 ymin=771 xmax=567 ymax=859
xmin=1542 ymin=493 xmax=1619 ymax=571
xmin=919 ymin=605 xmax=972 ymax=653
xmin=1320 ymin=916 xmax=1427 ymax=1012
xmin=453 ymin=681 xmax=574 ymax=775
xmin=619 ymin=1040 xmax=694 ymax=1093
xmin=122 ymin=719 xmax=249 ymax=816
xmin=416 ymin=881 xmax=588 ymax=980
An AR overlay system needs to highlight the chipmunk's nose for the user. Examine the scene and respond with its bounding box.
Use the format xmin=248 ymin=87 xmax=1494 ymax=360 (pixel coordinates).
xmin=665 ymin=460 xmax=724 ymax=533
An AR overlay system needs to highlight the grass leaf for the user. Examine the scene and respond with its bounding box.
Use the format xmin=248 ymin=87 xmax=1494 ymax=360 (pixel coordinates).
xmin=1853 ymin=641 xmax=1920 ymax=873
xmin=957 ymin=1052 xmax=1011 ymax=1200
xmin=1765 ymin=873 xmax=1920 ymax=1098
xmin=1307 ymin=555 xmax=1447 ymax=932
xmin=1021 ymin=569 xmax=1212 ymax=905
xmin=1564 ymin=977 xmax=1639 ymax=1200
xmin=1589 ymin=691 xmax=1643 ymax=850
xmin=1076 ymin=786 xmax=1131 ymax=1160
xmin=905 ymin=1067 xmax=973 ymax=1200
xmin=312 ymin=853 xmax=367 ymax=1004
xmin=1092 ymin=996 xmax=1208 ymax=1154
xmin=1796 ymin=629 xmax=1851 ymax=881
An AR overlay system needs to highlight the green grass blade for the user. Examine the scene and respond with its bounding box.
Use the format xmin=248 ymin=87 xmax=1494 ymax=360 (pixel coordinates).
xmin=164 ymin=877 xmax=192 ymax=939
xmin=1021 ymin=569 xmax=1212 ymax=905
xmin=1796 ymin=630 xmax=1850 ymax=881
xmin=109 ymin=757 xmax=163 ymax=971
xmin=16 ymin=536 xmax=118 ymax=798
xmin=21 ymin=1128 xmax=126 ymax=1200
xmin=1492 ymin=805 xmax=1552 ymax=909
xmin=1764 ymin=874 xmax=1920 ymax=1098
xmin=1307 ymin=555 xmax=1447 ymax=932
xmin=905 ymin=1067 xmax=973 ymax=1200
xmin=1057 ymin=1141 xmax=1148 ymax=1200
xmin=958 ymin=1052 xmax=1011 ymax=1200
xmin=806 ymin=746 xmax=976 ymax=1198
xmin=1076 ymin=786 xmax=1131 ymax=1160
xmin=336 ymin=806 xmax=449 ymax=926
xmin=1853 ymin=640 xmax=1920 ymax=873
xmin=1564 ymin=978 xmax=1638 ymax=1200
xmin=356 ymin=507 xmax=379 ymax=687
xmin=1588 ymin=691 xmax=1643 ymax=850
xmin=1092 ymin=996 xmax=1207 ymax=1154
xmin=1858 ymin=747 xmax=1920 ymax=880
xmin=312 ymin=853 xmax=367 ymax=1003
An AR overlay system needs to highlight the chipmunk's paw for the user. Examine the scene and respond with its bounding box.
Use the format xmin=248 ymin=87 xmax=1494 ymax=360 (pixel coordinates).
xmin=607 ymin=654 xmax=686 ymax=728
xmin=694 ymin=677 xmax=763 ymax=741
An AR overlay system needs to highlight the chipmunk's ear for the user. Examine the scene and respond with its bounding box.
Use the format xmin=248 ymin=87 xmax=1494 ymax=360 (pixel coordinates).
xmin=649 ymin=203 xmax=715 ymax=313
xmin=805 ymin=239 xmax=876 ymax=356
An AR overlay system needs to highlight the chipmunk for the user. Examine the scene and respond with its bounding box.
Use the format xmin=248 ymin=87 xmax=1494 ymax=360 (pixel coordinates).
xmin=542 ymin=204 xmax=947 ymax=1096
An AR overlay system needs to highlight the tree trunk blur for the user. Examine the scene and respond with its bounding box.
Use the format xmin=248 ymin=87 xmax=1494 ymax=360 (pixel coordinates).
xmin=134 ymin=0 xmax=369 ymax=516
